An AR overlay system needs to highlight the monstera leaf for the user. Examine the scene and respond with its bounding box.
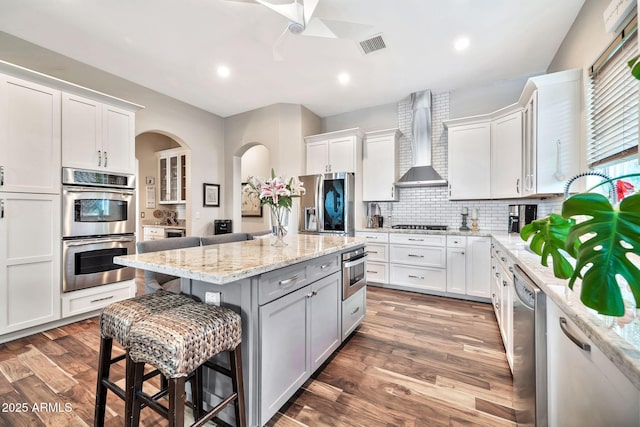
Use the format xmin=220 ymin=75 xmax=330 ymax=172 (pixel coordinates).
xmin=520 ymin=214 xmax=577 ymax=279
xmin=562 ymin=192 xmax=640 ymax=316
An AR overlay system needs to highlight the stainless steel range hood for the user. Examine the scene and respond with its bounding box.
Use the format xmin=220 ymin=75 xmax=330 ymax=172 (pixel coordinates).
xmin=395 ymin=90 xmax=447 ymax=187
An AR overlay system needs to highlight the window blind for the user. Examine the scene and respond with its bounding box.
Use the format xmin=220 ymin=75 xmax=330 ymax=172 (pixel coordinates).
xmin=587 ymin=17 xmax=639 ymax=168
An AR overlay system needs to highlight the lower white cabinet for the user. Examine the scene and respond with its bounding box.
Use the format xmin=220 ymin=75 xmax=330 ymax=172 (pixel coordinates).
xmin=259 ymin=271 xmax=341 ymax=424
xmin=143 ymin=226 xmax=165 ymax=241
xmin=546 ymin=298 xmax=640 ymax=427
xmin=492 ymin=241 xmax=514 ymax=371
xmin=61 ymin=280 xmax=135 ymax=318
xmin=466 ymin=236 xmax=491 ymax=298
xmin=342 ymin=287 xmax=366 ymax=340
xmin=0 ymin=193 xmax=61 ymax=335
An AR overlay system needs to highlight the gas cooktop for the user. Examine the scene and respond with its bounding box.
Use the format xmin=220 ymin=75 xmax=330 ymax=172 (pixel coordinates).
xmin=391 ymin=224 xmax=448 ymax=231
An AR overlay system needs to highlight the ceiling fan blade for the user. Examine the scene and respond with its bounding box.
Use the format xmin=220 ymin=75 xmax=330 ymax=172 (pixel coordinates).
xmin=272 ymin=26 xmax=290 ymax=62
xmin=302 ymin=18 xmax=337 ymax=38
xmin=302 ymin=0 xmax=319 ymax=25
xmin=306 ymin=18 xmax=373 ymax=40
xmin=255 ymin=0 xmax=304 ymax=25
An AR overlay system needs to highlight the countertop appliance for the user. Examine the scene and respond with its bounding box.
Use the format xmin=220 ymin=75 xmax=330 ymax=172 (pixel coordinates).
xmin=391 ymin=224 xmax=448 ymax=231
xmin=298 ymin=172 xmax=355 ymax=236
xmin=214 ymin=219 xmax=232 ymax=235
xmin=513 ymin=264 xmax=547 ymax=427
xmin=508 ymin=204 xmax=537 ymax=233
xmin=342 ymin=247 xmax=367 ymax=300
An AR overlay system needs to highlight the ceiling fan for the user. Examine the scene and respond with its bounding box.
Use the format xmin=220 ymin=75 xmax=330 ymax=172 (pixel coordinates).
xmin=226 ymin=0 xmax=371 ymax=60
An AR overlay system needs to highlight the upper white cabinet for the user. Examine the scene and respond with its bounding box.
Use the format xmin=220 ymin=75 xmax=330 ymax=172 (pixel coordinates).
xmin=491 ymin=109 xmax=522 ymax=198
xmin=447 ymin=121 xmax=491 ymax=200
xmin=520 ymin=69 xmax=581 ymax=196
xmin=362 ymin=129 xmax=400 ymax=201
xmin=305 ymin=128 xmax=363 ymax=174
xmin=62 ymin=92 xmax=136 ymax=174
xmin=0 ymin=74 xmax=61 ymax=194
xmin=158 ymin=148 xmax=188 ymax=204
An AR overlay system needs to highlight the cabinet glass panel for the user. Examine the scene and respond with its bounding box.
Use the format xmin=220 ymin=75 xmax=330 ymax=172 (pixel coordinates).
xmin=170 ymin=156 xmax=178 ymax=201
xmin=159 ymin=158 xmax=168 ymax=201
xmin=180 ymin=154 xmax=186 ymax=201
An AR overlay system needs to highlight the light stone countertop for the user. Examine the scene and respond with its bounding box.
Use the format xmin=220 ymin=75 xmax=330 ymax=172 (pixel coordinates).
xmin=115 ymin=234 xmax=365 ymax=285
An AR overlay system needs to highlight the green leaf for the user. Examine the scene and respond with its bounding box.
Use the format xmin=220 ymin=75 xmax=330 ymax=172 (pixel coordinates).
xmin=628 ymin=54 xmax=640 ymax=80
xmin=562 ymin=193 xmax=640 ymax=316
xmin=520 ymin=214 xmax=576 ymax=279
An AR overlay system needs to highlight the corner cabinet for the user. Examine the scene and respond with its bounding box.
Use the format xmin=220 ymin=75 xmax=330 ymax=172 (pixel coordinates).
xmin=158 ymin=148 xmax=188 ymax=204
xmin=362 ymin=129 xmax=400 ymax=201
xmin=446 ymin=121 xmax=491 ymax=200
xmin=305 ymin=128 xmax=363 ymax=174
xmin=62 ymin=92 xmax=137 ymax=174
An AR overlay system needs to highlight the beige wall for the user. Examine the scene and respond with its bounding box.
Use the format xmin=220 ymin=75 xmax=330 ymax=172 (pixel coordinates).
xmin=240 ymin=145 xmax=270 ymax=232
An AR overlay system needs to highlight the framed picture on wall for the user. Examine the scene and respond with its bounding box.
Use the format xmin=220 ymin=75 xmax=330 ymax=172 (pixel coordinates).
xmin=203 ymin=183 xmax=220 ymax=207
xmin=241 ymin=183 xmax=262 ymax=217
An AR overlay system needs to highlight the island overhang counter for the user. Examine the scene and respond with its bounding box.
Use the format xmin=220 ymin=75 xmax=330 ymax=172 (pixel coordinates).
xmin=114 ymin=234 xmax=367 ymax=427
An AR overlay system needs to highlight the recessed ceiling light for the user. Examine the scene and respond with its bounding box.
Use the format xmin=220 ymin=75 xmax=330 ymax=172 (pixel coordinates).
xmin=217 ymin=65 xmax=230 ymax=78
xmin=453 ymin=37 xmax=470 ymax=51
xmin=338 ymin=72 xmax=350 ymax=85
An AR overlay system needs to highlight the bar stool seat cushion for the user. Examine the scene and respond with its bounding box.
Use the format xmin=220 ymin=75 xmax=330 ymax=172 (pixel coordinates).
xmin=128 ymin=303 xmax=242 ymax=379
xmin=100 ymin=291 xmax=194 ymax=346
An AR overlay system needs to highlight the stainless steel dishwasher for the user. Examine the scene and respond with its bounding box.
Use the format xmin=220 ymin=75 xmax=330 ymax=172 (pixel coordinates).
xmin=513 ymin=264 xmax=547 ymax=427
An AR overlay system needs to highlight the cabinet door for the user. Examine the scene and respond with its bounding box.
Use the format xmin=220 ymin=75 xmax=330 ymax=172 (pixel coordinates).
xmin=0 ymin=193 xmax=61 ymax=334
xmin=522 ymin=91 xmax=538 ymax=196
xmin=363 ymin=133 xmax=398 ymax=201
xmin=62 ymin=93 xmax=102 ymax=171
xmin=447 ymin=122 xmax=491 ymax=200
xmin=0 ymin=75 xmax=61 ymax=194
xmin=328 ymin=137 xmax=355 ymax=173
xmin=310 ymin=272 xmax=341 ymax=371
xmin=466 ymin=236 xmax=491 ymax=298
xmin=546 ymin=300 xmax=640 ymax=427
xmin=102 ymin=104 xmax=135 ymax=173
xmin=259 ymin=285 xmax=310 ymax=424
xmin=306 ymin=140 xmax=329 ymax=174
xmin=446 ymin=247 xmax=466 ymax=295
xmin=491 ymin=111 xmax=522 ymax=198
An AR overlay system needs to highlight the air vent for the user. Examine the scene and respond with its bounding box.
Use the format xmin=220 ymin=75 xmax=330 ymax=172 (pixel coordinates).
xmin=359 ymin=34 xmax=386 ymax=55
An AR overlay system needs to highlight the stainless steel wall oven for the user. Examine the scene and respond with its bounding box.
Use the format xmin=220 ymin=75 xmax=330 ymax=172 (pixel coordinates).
xmin=62 ymin=167 xmax=136 ymax=292
xmin=342 ymin=247 xmax=367 ymax=300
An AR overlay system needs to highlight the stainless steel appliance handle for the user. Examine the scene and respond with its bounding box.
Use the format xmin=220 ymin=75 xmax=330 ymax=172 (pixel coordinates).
xmin=65 ymin=237 xmax=135 ymax=246
xmin=343 ymin=254 xmax=367 ymax=269
xmin=559 ymin=317 xmax=591 ymax=352
xmin=65 ymin=187 xmax=134 ymax=195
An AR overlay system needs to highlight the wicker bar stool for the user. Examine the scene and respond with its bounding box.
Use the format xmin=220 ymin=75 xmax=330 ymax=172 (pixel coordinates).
xmin=94 ymin=291 xmax=195 ymax=427
xmin=127 ymin=302 xmax=245 ymax=427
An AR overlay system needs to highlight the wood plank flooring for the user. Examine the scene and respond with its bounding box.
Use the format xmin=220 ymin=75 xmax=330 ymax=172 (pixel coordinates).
xmin=0 ymin=286 xmax=515 ymax=426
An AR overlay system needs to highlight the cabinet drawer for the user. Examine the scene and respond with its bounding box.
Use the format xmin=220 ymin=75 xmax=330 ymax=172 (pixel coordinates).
xmin=144 ymin=227 xmax=164 ymax=237
xmin=390 ymin=245 xmax=446 ymax=268
xmin=366 ymin=243 xmax=388 ymax=262
xmin=491 ymin=242 xmax=513 ymax=274
xmin=355 ymin=231 xmax=389 ymax=243
xmin=365 ymin=261 xmax=388 ymax=284
xmin=259 ymin=264 xmax=309 ymax=305
xmin=390 ymin=264 xmax=446 ymax=292
xmin=62 ymin=281 xmax=135 ymax=318
xmin=306 ymin=254 xmax=340 ymax=284
xmin=342 ymin=287 xmax=366 ymax=340
xmin=447 ymin=235 xmax=466 ymax=248
xmin=390 ymin=233 xmax=445 ymax=246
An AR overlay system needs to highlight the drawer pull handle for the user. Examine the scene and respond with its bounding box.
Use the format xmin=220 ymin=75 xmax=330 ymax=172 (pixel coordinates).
xmin=351 ymin=306 xmax=360 ymax=315
xmin=0 ymin=165 xmax=3 ymax=186
xmin=90 ymin=296 xmax=114 ymax=304
xmin=508 ymin=266 xmax=514 ymax=273
xmin=495 ymin=272 xmax=500 ymax=278
xmin=366 ymin=270 xmax=377 ymax=273
xmin=559 ymin=317 xmax=591 ymax=352
xmin=279 ymin=275 xmax=300 ymax=288
xmin=320 ymin=263 xmax=332 ymax=270
xmin=306 ymin=290 xmax=318 ymax=298
xmin=369 ymin=251 xmax=378 ymax=254
xmin=408 ymin=274 xmax=425 ymax=280
xmin=98 ymin=150 xmax=102 ymax=167
xmin=408 ymin=238 xmax=424 ymax=242
xmin=365 ymin=236 xmax=378 ymax=239
xmin=501 ymin=257 xmax=507 ymax=262
xmin=408 ymin=254 xmax=424 ymax=258
xmin=502 ymin=280 xmax=508 ymax=287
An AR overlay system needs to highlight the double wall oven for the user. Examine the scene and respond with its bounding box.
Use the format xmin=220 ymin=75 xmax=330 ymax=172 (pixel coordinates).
xmin=62 ymin=167 xmax=136 ymax=292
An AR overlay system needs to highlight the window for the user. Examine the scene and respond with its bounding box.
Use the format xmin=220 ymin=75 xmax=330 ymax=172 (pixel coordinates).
xmin=587 ymin=16 xmax=638 ymax=169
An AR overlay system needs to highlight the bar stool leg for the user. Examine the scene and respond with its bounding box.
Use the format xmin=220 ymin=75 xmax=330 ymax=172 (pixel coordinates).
xmin=94 ymin=336 xmax=113 ymax=427
xmin=192 ymin=365 xmax=204 ymax=421
xmin=129 ymin=361 xmax=145 ymax=427
xmin=230 ymin=346 xmax=246 ymax=427
xmin=168 ymin=377 xmax=186 ymax=427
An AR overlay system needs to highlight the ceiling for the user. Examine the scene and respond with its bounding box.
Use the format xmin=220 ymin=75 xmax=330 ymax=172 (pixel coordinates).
xmin=0 ymin=0 xmax=585 ymax=118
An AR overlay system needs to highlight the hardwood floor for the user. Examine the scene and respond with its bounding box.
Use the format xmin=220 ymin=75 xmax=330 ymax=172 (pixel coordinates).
xmin=0 ymin=286 xmax=515 ymax=426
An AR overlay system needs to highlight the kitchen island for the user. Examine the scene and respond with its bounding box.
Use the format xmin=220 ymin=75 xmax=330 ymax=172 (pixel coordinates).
xmin=115 ymin=233 xmax=366 ymax=427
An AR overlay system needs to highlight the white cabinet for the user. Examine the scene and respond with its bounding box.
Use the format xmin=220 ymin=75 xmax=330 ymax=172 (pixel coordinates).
xmin=491 ymin=110 xmax=522 ymax=198
xmin=143 ymin=226 xmax=165 ymax=241
xmin=520 ymin=69 xmax=581 ymax=196
xmin=0 ymin=193 xmax=61 ymax=334
xmin=259 ymin=271 xmax=341 ymax=424
xmin=305 ymin=128 xmax=362 ymax=174
xmin=158 ymin=148 xmax=188 ymax=204
xmin=446 ymin=239 xmax=466 ymax=295
xmin=362 ymin=129 xmax=400 ymax=201
xmin=389 ymin=233 xmax=447 ymax=292
xmin=446 ymin=236 xmax=491 ymax=299
xmin=355 ymin=231 xmax=389 ymax=284
xmin=447 ymin=121 xmax=491 ymax=200
xmin=0 ymin=74 xmax=61 ymax=194
xmin=62 ymin=92 xmax=135 ymax=174
xmin=491 ymin=241 xmax=514 ymax=371
xmin=546 ymin=298 xmax=640 ymax=427
xmin=62 ymin=280 xmax=135 ymax=318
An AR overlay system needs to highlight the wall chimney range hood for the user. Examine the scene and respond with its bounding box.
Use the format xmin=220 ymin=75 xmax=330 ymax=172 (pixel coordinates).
xmin=395 ymin=90 xmax=447 ymax=187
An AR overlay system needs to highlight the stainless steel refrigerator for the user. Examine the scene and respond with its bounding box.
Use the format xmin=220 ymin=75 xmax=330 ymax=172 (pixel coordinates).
xmin=298 ymin=172 xmax=355 ymax=236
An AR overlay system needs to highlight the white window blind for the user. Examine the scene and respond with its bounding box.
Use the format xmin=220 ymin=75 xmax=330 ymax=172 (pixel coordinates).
xmin=587 ymin=17 xmax=639 ymax=168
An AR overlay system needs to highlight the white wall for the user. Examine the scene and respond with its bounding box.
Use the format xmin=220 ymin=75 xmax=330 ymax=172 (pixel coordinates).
xmin=322 ymin=103 xmax=398 ymax=133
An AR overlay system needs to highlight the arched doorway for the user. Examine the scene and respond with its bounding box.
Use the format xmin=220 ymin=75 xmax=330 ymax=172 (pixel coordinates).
xmin=232 ymin=143 xmax=271 ymax=233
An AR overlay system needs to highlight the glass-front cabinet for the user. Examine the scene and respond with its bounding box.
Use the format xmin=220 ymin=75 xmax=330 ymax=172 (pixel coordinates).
xmin=157 ymin=148 xmax=188 ymax=204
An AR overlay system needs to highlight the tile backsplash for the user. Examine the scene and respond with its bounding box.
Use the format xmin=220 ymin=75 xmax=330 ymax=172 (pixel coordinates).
xmin=373 ymin=92 xmax=559 ymax=232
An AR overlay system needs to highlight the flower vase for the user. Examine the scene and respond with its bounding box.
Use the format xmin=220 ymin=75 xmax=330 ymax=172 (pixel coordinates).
xmin=270 ymin=207 xmax=290 ymax=247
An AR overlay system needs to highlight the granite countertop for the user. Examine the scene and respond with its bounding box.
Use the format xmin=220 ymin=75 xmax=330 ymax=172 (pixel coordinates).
xmin=115 ymin=234 xmax=365 ymax=285
xmin=142 ymin=224 xmax=186 ymax=229
xmin=356 ymin=227 xmax=493 ymax=237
